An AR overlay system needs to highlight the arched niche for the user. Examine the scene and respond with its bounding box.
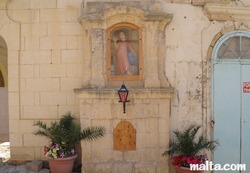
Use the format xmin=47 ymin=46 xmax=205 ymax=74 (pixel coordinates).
xmin=106 ymin=22 xmax=142 ymax=81
xmin=79 ymin=1 xmax=173 ymax=88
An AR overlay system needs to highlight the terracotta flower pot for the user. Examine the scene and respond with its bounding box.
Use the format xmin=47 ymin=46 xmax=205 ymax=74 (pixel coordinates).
xmin=175 ymin=166 xmax=203 ymax=173
xmin=48 ymin=154 xmax=77 ymax=173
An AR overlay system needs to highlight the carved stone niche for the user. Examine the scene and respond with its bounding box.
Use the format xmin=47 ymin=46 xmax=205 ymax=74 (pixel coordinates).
xmin=79 ymin=1 xmax=173 ymax=88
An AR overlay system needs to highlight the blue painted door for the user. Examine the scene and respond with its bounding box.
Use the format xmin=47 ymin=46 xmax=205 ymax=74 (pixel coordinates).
xmin=241 ymin=65 xmax=250 ymax=170
xmin=212 ymin=31 xmax=250 ymax=173
xmin=213 ymin=63 xmax=241 ymax=171
xmin=213 ymin=63 xmax=250 ymax=173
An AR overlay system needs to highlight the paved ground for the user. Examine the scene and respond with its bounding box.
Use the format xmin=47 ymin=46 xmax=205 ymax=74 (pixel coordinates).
xmin=0 ymin=142 xmax=50 ymax=173
xmin=0 ymin=142 xmax=10 ymax=162
xmin=0 ymin=164 xmax=50 ymax=173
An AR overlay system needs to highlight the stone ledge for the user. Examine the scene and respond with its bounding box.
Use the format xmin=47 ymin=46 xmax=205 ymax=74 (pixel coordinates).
xmin=74 ymin=87 xmax=174 ymax=99
xmin=79 ymin=1 xmax=173 ymax=24
xmin=191 ymin=0 xmax=231 ymax=6
xmin=204 ymin=3 xmax=250 ymax=21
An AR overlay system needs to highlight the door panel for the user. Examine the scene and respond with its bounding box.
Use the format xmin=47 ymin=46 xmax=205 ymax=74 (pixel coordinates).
xmin=241 ymin=65 xmax=250 ymax=168
xmin=212 ymin=31 xmax=250 ymax=173
xmin=213 ymin=63 xmax=241 ymax=172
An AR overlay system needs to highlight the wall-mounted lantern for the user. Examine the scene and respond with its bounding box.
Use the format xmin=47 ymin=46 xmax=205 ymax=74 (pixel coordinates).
xmin=118 ymin=83 xmax=130 ymax=113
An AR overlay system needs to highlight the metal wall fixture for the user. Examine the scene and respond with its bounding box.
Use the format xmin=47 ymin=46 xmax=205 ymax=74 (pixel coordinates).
xmin=118 ymin=83 xmax=130 ymax=113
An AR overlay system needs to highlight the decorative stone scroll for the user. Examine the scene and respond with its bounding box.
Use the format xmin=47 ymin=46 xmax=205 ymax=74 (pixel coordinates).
xmin=114 ymin=120 xmax=136 ymax=151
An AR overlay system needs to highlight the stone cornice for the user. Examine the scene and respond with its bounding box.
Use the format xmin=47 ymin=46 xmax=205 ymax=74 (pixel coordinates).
xmin=191 ymin=0 xmax=231 ymax=6
xmin=162 ymin=0 xmax=232 ymax=6
xmin=79 ymin=1 xmax=173 ymax=27
xmin=204 ymin=3 xmax=250 ymax=21
xmin=74 ymin=87 xmax=174 ymax=99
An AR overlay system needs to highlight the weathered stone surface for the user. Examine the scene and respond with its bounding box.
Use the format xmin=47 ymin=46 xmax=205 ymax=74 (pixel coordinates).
xmin=192 ymin=0 xmax=231 ymax=6
xmin=78 ymin=88 xmax=172 ymax=173
xmin=0 ymin=0 xmax=7 ymax=9
xmin=204 ymin=3 xmax=250 ymax=21
xmin=26 ymin=160 xmax=43 ymax=172
xmin=0 ymin=164 xmax=50 ymax=173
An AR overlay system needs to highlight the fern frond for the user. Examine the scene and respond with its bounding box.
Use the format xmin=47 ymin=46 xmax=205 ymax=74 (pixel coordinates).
xmin=33 ymin=111 xmax=105 ymax=153
xmin=162 ymin=125 xmax=218 ymax=157
xmin=80 ymin=126 xmax=105 ymax=141
xmin=33 ymin=121 xmax=47 ymax=130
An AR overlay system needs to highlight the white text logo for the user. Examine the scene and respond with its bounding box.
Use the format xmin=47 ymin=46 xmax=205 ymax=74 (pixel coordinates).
xmin=190 ymin=161 xmax=246 ymax=171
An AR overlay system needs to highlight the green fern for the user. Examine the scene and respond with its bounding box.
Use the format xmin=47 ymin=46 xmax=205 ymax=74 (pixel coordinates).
xmin=33 ymin=111 xmax=105 ymax=153
xmin=162 ymin=125 xmax=218 ymax=157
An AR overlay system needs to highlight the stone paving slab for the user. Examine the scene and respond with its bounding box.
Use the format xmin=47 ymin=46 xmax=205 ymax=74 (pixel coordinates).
xmin=0 ymin=142 xmax=50 ymax=173
xmin=0 ymin=164 xmax=50 ymax=173
xmin=0 ymin=143 xmax=79 ymax=173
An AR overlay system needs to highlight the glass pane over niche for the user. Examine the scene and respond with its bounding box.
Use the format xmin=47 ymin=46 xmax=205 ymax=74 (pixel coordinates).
xmin=107 ymin=23 xmax=142 ymax=81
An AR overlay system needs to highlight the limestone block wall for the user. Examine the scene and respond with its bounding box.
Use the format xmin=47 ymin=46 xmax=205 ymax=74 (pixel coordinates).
xmin=75 ymin=88 xmax=173 ymax=173
xmin=0 ymin=0 xmax=249 ymax=169
xmin=0 ymin=0 xmax=85 ymax=160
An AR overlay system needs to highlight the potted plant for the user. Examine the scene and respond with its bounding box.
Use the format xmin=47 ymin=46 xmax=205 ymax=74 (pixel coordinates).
xmin=33 ymin=111 xmax=105 ymax=173
xmin=162 ymin=125 xmax=218 ymax=173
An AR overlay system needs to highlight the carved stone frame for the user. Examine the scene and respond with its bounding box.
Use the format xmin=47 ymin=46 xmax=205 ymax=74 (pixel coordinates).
xmin=79 ymin=1 xmax=173 ymax=88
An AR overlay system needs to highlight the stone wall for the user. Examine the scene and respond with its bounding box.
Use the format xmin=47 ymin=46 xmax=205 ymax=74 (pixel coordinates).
xmin=0 ymin=87 xmax=8 ymax=142
xmin=0 ymin=0 xmax=249 ymax=173
xmin=1 ymin=0 xmax=84 ymax=160
xmin=75 ymin=88 xmax=173 ymax=173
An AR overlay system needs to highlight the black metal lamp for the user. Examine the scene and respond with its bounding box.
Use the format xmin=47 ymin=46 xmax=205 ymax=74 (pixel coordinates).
xmin=118 ymin=83 xmax=130 ymax=113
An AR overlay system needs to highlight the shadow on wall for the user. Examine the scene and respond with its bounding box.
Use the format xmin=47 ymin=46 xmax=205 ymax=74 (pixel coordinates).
xmin=0 ymin=70 xmax=4 ymax=87
xmin=0 ymin=72 xmax=8 ymax=142
xmin=0 ymin=35 xmax=9 ymax=143
xmin=0 ymin=90 xmax=9 ymax=142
